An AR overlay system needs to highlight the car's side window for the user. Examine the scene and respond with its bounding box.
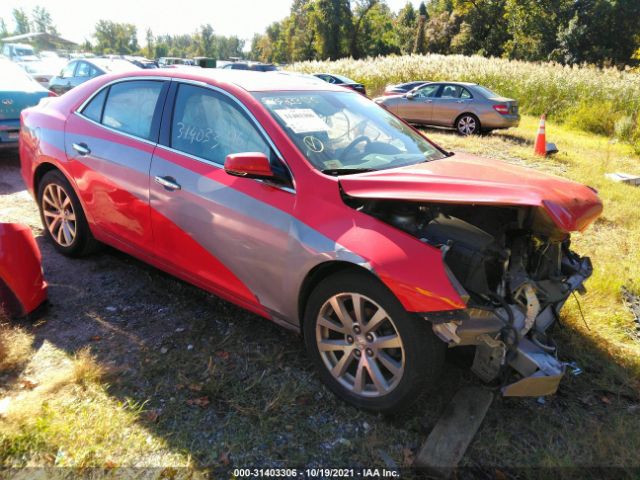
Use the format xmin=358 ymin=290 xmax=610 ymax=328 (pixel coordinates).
xmin=414 ymin=84 xmax=440 ymax=99
xmin=76 ymin=62 xmax=96 ymax=78
xmin=170 ymin=84 xmax=272 ymax=165
xmin=439 ymin=85 xmax=460 ymax=98
xmin=460 ymin=88 xmax=472 ymax=99
xmin=81 ymin=88 xmax=108 ymax=122
xmin=101 ymin=81 xmax=163 ymax=140
xmin=60 ymin=62 xmax=76 ymax=79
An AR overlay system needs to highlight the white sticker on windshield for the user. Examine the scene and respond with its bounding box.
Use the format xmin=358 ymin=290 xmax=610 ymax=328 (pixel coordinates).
xmin=274 ymin=108 xmax=330 ymax=133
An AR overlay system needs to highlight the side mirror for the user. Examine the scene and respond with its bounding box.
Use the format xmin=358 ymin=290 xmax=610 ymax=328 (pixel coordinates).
xmin=405 ymin=92 xmax=417 ymax=100
xmin=224 ymin=152 xmax=275 ymax=179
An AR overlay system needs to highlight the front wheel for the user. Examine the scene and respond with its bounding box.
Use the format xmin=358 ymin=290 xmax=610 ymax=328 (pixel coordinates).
xmin=456 ymin=114 xmax=480 ymax=135
xmin=303 ymin=271 xmax=445 ymax=413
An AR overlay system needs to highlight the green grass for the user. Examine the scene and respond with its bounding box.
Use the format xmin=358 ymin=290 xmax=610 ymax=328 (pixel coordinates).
xmin=1 ymin=116 xmax=639 ymax=476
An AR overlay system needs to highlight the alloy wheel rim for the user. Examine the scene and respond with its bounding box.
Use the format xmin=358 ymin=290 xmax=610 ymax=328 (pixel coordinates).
xmin=42 ymin=184 xmax=76 ymax=247
xmin=316 ymin=293 xmax=405 ymax=398
xmin=458 ymin=116 xmax=476 ymax=135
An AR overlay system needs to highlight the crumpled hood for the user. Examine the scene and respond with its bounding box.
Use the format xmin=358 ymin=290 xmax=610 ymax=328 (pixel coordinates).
xmin=339 ymin=153 xmax=603 ymax=232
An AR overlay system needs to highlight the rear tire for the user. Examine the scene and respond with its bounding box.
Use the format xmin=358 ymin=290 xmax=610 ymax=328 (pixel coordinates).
xmin=303 ymin=271 xmax=445 ymax=413
xmin=37 ymin=170 xmax=100 ymax=257
xmin=455 ymin=114 xmax=480 ymax=135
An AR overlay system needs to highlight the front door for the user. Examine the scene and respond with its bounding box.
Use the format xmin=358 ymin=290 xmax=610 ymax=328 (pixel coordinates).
xmin=149 ymin=83 xmax=296 ymax=318
xmin=396 ymin=83 xmax=440 ymax=124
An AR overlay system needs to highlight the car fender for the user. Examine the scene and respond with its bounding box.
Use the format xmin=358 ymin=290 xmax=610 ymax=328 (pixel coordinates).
xmin=0 ymin=223 xmax=47 ymax=318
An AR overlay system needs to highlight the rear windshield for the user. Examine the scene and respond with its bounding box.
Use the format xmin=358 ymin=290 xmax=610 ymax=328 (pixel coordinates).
xmin=473 ymin=85 xmax=501 ymax=99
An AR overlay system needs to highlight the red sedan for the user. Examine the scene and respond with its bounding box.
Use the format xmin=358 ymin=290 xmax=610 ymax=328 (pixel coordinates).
xmin=19 ymin=69 xmax=602 ymax=411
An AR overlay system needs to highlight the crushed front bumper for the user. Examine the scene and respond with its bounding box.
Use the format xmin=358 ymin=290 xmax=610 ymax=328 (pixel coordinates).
xmin=429 ymin=254 xmax=593 ymax=397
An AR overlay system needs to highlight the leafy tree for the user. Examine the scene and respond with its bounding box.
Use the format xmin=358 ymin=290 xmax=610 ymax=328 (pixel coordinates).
xmin=198 ymin=24 xmax=215 ymax=57
xmin=350 ymin=0 xmax=379 ymax=59
xmin=94 ymin=20 xmax=138 ymax=55
xmin=425 ymin=11 xmax=460 ymax=54
xmin=396 ymin=3 xmax=417 ymax=54
xmin=354 ymin=1 xmax=399 ymax=57
xmin=145 ymin=28 xmax=154 ymax=59
xmin=449 ymin=0 xmax=508 ymax=56
xmin=31 ymin=6 xmax=58 ymax=35
xmin=413 ymin=2 xmax=428 ymax=54
xmin=311 ymin=0 xmax=352 ymax=59
xmin=12 ymin=8 xmax=31 ymax=35
xmin=0 ymin=18 xmax=7 ymax=37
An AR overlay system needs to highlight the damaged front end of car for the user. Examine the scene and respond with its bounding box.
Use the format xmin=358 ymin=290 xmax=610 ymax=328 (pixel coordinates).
xmin=354 ymin=199 xmax=596 ymax=397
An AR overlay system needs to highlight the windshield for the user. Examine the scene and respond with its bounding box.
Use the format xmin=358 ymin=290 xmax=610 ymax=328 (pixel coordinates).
xmin=256 ymin=91 xmax=446 ymax=174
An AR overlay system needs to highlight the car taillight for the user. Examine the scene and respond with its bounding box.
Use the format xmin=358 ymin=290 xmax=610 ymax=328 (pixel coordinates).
xmin=48 ymin=91 xmax=58 ymax=97
xmin=493 ymin=104 xmax=509 ymax=115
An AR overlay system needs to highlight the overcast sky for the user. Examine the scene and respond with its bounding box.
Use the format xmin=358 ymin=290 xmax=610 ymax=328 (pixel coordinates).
xmin=1 ymin=0 xmax=421 ymax=46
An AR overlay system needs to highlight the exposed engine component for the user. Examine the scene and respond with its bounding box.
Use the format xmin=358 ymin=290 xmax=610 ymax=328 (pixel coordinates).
xmin=350 ymin=198 xmax=594 ymax=397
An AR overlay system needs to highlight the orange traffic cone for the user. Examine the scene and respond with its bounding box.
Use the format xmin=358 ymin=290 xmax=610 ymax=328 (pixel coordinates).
xmin=534 ymin=115 xmax=547 ymax=156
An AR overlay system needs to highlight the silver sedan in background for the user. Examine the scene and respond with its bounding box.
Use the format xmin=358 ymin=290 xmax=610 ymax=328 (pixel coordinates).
xmin=374 ymin=82 xmax=520 ymax=135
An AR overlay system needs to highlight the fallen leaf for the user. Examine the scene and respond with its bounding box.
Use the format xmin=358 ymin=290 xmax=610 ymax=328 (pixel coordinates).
xmin=104 ymin=460 xmax=117 ymax=469
xmin=219 ymin=450 xmax=231 ymax=465
xmin=295 ymin=394 xmax=312 ymax=405
xmin=188 ymin=384 xmax=203 ymax=392
xmin=145 ymin=409 xmax=162 ymax=423
xmin=89 ymin=335 xmax=101 ymax=342
xmin=215 ymin=351 xmax=230 ymax=361
xmin=402 ymin=447 xmax=415 ymax=466
xmin=495 ymin=469 xmax=508 ymax=480
xmin=186 ymin=396 xmax=210 ymax=408
xmin=20 ymin=379 xmax=38 ymax=390
xmin=601 ymin=396 xmax=612 ymax=405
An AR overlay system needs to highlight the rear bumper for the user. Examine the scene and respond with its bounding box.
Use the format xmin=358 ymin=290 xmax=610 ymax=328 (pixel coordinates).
xmin=482 ymin=113 xmax=520 ymax=129
xmin=0 ymin=119 xmax=20 ymax=147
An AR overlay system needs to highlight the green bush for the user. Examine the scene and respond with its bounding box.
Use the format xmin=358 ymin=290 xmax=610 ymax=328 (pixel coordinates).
xmin=565 ymin=101 xmax=621 ymax=137
xmin=613 ymin=115 xmax=637 ymax=143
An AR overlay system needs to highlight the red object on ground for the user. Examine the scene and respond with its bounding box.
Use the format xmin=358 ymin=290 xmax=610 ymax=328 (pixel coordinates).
xmin=534 ymin=114 xmax=547 ymax=156
xmin=0 ymin=223 xmax=48 ymax=318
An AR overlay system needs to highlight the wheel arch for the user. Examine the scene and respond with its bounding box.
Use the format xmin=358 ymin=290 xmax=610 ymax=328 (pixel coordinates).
xmin=297 ymin=260 xmax=380 ymax=333
xmin=33 ymin=162 xmax=62 ymax=193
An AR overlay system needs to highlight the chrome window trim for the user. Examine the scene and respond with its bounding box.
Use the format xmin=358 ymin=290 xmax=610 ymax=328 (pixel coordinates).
xmin=76 ymin=76 xmax=172 ymax=112
xmin=73 ymin=77 xmax=170 ymax=146
xmin=168 ymin=78 xmax=296 ymax=193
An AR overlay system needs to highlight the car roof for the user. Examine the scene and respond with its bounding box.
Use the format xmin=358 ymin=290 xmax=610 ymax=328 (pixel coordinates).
xmin=111 ymin=69 xmax=347 ymax=93
xmin=85 ymin=58 xmax=142 ymax=72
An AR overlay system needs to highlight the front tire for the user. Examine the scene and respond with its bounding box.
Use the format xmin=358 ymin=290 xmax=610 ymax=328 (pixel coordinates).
xmin=303 ymin=271 xmax=445 ymax=413
xmin=37 ymin=170 xmax=99 ymax=257
xmin=456 ymin=114 xmax=480 ymax=135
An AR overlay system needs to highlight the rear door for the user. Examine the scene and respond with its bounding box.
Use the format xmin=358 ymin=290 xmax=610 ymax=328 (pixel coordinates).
xmin=149 ymin=82 xmax=296 ymax=317
xmin=431 ymin=84 xmax=474 ymax=126
xmin=65 ymin=79 xmax=168 ymax=253
xmin=396 ymin=83 xmax=440 ymax=124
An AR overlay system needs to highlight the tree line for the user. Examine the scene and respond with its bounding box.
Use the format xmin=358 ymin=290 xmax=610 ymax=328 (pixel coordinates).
xmin=249 ymin=0 xmax=640 ymax=67
xmin=1 ymin=8 xmax=245 ymax=60
xmin=2 ymin=2 xmax=639 ymax=67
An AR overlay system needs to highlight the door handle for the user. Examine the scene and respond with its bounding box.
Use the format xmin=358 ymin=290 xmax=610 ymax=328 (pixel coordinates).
xmin=72 ymin=142 xmax=91 ymax=156
xmin=456 ymin=100 xmax=466 ymax=103
xmin=154 ymin=175 xmax=181 ymax=191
